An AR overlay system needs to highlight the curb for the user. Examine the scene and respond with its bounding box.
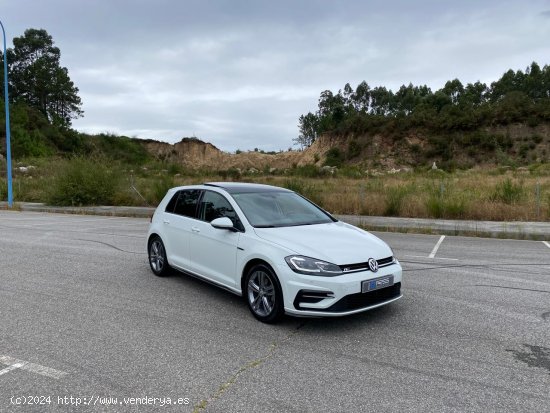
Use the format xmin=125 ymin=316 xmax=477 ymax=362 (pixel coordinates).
xmin=337 ymin=215 xmax=550 ymax=241
xmin=1 ymin=202 xmax=549 ymax=241
xmin=1 ymin=202 xmax=155 ymax=218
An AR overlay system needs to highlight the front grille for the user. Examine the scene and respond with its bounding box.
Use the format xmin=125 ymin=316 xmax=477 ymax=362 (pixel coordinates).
xmin=320 ymin=282 xmax=401 ymax=313
xmin=377 ymin=256 xmax=394 ymax=266
xmin=340 ymin=256 xmax=395 ymax=272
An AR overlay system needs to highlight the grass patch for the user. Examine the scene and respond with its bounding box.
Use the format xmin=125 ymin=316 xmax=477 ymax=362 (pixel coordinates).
xmin=47 ymin=157 xmax=122 ymax=206
xmin=4 ymin=157 xmax=550 ymax=221
xmin=490 ymin=178 xmax=524 ymax=204
xmin=384 ymin=185 xmax=409 ymax=216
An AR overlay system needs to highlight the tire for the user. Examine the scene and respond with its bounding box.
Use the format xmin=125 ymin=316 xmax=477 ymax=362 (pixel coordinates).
xmin=245 ymin=264 xmax=284 ymax=323
xmin=148 ymin=236 xmax=170 ymax=277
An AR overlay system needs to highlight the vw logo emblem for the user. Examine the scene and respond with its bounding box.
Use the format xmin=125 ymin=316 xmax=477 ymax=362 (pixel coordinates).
xmin=368 ymin=258 xmax=378 ymax=272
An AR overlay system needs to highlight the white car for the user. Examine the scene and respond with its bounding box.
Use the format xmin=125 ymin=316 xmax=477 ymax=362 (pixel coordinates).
xmin=147 ymin=182 xmax=402 ymax=323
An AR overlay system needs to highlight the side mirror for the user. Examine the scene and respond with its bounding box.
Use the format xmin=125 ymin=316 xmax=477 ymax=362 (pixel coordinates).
xmin=211 ymin=217 xmax=235 ymax=231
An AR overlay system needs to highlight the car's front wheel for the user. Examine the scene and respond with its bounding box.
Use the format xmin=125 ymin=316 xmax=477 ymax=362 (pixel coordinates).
xmin=148 ymin=236 xmax=170 ymax=277
xmin=245 ymin=264 xmax=284 ymax=323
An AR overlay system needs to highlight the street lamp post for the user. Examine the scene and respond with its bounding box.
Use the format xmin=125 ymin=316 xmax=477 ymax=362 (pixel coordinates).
xmin=1 ymin=20 xmax=13 ymax=208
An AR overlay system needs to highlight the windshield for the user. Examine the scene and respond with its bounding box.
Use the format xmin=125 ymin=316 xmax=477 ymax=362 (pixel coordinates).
xmin=231 ymin=191 xmax=335 ymax=228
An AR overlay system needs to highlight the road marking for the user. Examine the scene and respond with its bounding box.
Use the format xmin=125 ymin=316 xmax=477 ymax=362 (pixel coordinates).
xmin=0 ymin=356 xmax=67 ymax=379
xmin=429 ymin=235 xmax=446 ymax=259
xmin=404 ymin=254 xmax=458 ymax=261
xmin=543 ymin=241 xmax=550 ymax=249
xmin=0 ymin=363 xmax=25 ymax=376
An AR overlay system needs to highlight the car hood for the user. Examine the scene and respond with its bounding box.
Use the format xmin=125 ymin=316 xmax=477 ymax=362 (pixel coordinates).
xmin=253 ymin=221 xmax=392 ymax=264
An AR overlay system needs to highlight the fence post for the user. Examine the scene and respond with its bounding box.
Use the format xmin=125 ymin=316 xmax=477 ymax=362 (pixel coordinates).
xmin=535 ymin=182 xmax=541 ymax=220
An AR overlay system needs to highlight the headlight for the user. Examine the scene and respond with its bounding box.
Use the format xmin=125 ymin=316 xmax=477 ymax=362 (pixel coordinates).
xmin=285 ymin=255 xmax=342 ymax=276
xmin=390 ymin=247 xmax=398 ymax=263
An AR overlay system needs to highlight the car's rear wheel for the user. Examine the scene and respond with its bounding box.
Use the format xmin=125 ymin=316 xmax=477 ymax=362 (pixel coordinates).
xmin=245 ymin=264 xmax=284 ymax=323
xmin=148 ymin=236 xmax=170 ymax=277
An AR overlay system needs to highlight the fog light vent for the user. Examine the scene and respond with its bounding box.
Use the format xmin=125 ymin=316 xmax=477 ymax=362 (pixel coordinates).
xmin=294 ymin=290 xmax=335 ymax=309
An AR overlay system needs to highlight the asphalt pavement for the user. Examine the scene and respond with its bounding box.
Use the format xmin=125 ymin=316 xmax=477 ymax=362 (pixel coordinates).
xmin=0 ymin=211 xmax=549 ymax=412
xmin=2 ymin=202 xmax=549 ymax=240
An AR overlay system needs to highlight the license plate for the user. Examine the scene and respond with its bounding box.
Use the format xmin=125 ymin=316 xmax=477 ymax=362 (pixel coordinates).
xmin=362 ymin=275 xmax=394 ymax=293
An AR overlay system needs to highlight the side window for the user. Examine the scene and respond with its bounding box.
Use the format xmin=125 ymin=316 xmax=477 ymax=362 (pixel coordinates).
xmin=165 ymin=192 xmax=179 ymax=213
xmin=173 ymin=189 xmax=202 ymax=218
xmin=199 ymin=191 xmax=244 ymax=231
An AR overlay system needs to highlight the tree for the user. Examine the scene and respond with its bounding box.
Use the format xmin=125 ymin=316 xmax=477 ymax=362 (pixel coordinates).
xmin=394 ymin=83 xmax=431 ymax=115
xmin=316 ymin=90 xmax=346 ymax=131
xmin=7 ymin=28 xmax=82 ymax=126
xmin=461 ymin=81 xmax=488 ymax=107
xmin=369 ymin=86 xmax=394 ymax=116
xmin=489 ymin=69 xmax=525 ymax=102
xmin=294 ymin=112 xmax=319 ymax=148
xmin=353 ymin=81 xmax=370 ymax=112
xmin=442 ymin=79 xmax=464 ymax=105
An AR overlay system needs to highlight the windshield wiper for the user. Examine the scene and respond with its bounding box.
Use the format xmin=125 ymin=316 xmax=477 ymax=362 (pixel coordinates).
xmin=285 ymin=221 xmax=326 ymax=227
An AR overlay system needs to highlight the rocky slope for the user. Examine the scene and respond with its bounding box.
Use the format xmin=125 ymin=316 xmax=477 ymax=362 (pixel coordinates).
xmin=142 ymin=123 xmax=550 ymax=171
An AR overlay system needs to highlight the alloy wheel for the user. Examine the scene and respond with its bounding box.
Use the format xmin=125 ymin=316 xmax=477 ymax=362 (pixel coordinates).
xmin=247 ymin=270 xmax=276 ymax=317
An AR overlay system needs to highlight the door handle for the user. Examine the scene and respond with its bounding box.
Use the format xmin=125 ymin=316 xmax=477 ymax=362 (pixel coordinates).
xmin=191 ymin=227 xmax=200 ymax=233
xmin=163 ymin=220 xmax=170 ymax=224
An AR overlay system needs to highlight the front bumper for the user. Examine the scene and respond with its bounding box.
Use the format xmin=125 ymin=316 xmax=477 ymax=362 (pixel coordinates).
xmin=278 ymin=261 xmax=403 ymax=317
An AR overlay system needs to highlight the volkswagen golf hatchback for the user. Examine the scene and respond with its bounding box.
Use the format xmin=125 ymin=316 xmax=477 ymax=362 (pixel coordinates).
xmin=147 ymin=182 xmax=402 ymax=323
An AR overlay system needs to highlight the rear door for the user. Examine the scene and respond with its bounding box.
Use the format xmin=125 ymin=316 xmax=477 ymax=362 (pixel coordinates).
xmin=187 ymin=190 xmax=243 ymax=288
xmin=163 ymin=189 xmax=202 ymax=269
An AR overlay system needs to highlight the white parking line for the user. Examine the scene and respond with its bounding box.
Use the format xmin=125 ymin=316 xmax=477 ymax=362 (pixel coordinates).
xmin=543 ymin=241 xmax=550 ymax=249
xmin=404 ymin=254 xmax=458 ymax=261
xmin=429 ymin=236 xmax=446 ymax=259
xmin=0 ymin=363 xmax=25 ymax=376
xmin=0 ymin=356 xmax=67 ymax=379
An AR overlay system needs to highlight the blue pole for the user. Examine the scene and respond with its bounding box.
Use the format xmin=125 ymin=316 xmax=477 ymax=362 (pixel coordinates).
xmin=1 ymin=20 xmax=13 ymax=208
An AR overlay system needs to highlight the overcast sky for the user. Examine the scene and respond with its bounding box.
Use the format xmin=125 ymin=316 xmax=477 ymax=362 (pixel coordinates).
xmin=2 ymin=0 xmax=550 ymax=151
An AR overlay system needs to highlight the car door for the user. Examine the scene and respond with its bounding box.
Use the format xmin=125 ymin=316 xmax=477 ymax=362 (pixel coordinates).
xmin=163 ymin=189 xmax=202 ymax=269
xmin=187 ymin=190 xmax=243 ymax=288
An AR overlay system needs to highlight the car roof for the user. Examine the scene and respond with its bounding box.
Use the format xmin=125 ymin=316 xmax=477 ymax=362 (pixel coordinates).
xmin=204 ymin=182 xmax=292 ymax=194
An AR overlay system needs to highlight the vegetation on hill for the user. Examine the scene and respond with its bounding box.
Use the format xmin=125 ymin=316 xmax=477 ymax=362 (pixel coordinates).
xmin=296 ymin=62 xmax=550 ymax=167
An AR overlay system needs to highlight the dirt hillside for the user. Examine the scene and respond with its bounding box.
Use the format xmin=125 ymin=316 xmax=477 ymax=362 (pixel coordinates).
xmin=143 ymin=123 xmax=550 ymax=171
xmin=143 ymin=138 xmax=315 ymax=171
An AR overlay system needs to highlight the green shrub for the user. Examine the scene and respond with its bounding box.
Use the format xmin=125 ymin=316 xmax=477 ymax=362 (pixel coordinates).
xmin=490 ymin=178 xmax=524 ymax=204
xmin=424 ymin=181 xmax=468 ymax=219
xmin=289 ymin=164 xmax=324 ymax=178
xmin=217 ymin=168 xmax=241 ymax=180
xmin=150 ymin=175 xmax=175 ymax=204
xmin=347 ymin=140 xmax=362 ymax=159
xmin=167 ymin=163 xmax=183 ymax=175
xmin=384 ymin=186 xmax=408 ymax=216
xmin=11 ymin=127 xmax=54 ymax=158
xmin=426 ymin=194 xmax=467 ymax=218
xmin=324 ymin=148 xmax=344 ymax=167
xmin=47 ymin=158 xmax=121 ymax=206
xmin=0 ymin=179 xmax=6 ymax=201
xmin=339 ymin=166 xmax=363 ymax=178
xmin=518 ymin=144 xmax=530 ymax=158
xmin=94 ymin=134 xmax=150 ymax=165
